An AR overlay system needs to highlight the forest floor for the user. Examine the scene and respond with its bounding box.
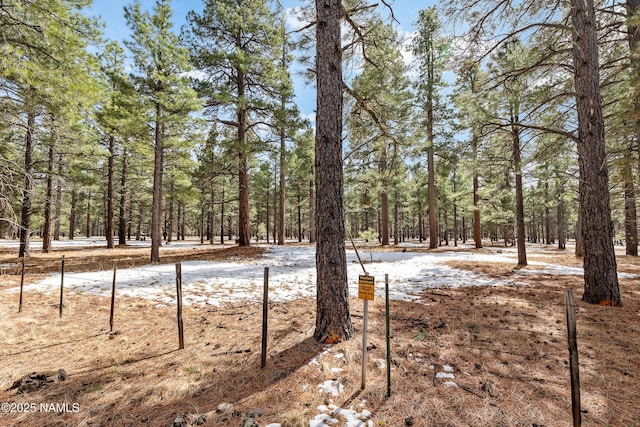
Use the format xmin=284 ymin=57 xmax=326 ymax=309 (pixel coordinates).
xmin=0 ymin=239 xmax=639 ymax=427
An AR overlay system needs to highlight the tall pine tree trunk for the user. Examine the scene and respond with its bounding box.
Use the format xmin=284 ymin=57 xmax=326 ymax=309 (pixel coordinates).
xmin=167 ymin=183 xmax=174 ymax=244
xmin=106 ymin=134 xmax=115 ymax=249
xmin=427 ymin=119 xmax=437 ymax=249
xmin=278 ymin=125 xmax=286 ymax=245
xmin=314 ymin=0 xmax=353 ymax=343
xmin=557 ymin=195 xmax=566 ymax=250
xmin=209 ymin=183 xmax=215 ymax=245
xmin=625 ymin=1 xmax=639 ymax=256
xmin=53 ymin=155 xmax=62 ymax=241
xmin=571 ymin=0 xmax=621 ymax=305
xmin=623 ymin=147 xmax=638 ymax=255
xmin=42 ymin=141 xmax=56 ymax=253
xmin=86 ymin=194 xmax=91 ymax=237
xmin=118 ymin=150 xmax=127 ymax=245
xmin=69 ymin=189 xmax=77 ymax=240
xmin=394 ymin=195 xmax=399 ymax=245
xmin=512 ymin=121 xmax=527 ymax=266
xmin=151 ymin=102 xmax=164 ymax=262
xmin=236 ymin=61 xmax=251 ymax=247
xmin=19 ymin=110 xmax=35 ymax=258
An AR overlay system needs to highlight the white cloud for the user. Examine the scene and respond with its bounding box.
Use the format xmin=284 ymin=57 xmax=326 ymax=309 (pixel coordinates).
xmin=285 ymin=7 xmax=308 ymax=32
xmin=303 ymin=112 xmax=316 ymax=123
xmin=399 ymin=29 xmax=418 ymax=77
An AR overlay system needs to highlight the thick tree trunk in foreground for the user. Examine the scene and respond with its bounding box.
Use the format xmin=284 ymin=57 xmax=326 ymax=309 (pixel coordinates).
xmin=314 ymin=0 xmax=353 ymax=343
xmin=571 ymin=0 xmax=621 ymax=306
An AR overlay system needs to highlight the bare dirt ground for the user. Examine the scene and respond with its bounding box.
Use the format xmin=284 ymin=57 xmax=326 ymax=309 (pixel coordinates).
xmin=0 ymin=243 xmax=639 ymax=426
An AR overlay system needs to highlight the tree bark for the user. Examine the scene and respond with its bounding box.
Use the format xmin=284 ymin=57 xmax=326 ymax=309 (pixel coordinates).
xmin=575 ymin=205 xmax=584 ymax=257
xmin=623 ymin=147 xmax=638 ymax=255
xmin=19 ymin=110 xmax=35 ymax=258
xmin=314 ymin=0 xmax=353 ymax=343
xmin=557 ymin=195 xmax=567 ymax=250
xmin=512 ymin=120 xmax=527 ymax=266
xmin=297 ymin=192 xmax=302 ymax=242
xmin=53 ymin=154 xmax=63 ymax=240
xmin=150 ymin=101 xmax=164 ymax=262
xmin=625 ymin=0 xmax=639 ymax=256
xmin=118 ymin=150 xmax=127 ymax=245
xmin=69 ymin=189 xmax=77 ymax=240
xmin=236 ymin=46 xmax=251 ymax=246
xmin=167 ymin=183 xmax=174 ymax=244
xmin=394 ymin=195 xmax=399 ymax=245
xmin=278 ymin=126 xmax=286 ymax=245
xmin=571 ymin=0 xmax=621 ymax=305
xmin=106 ymin=134 xmax=115 ymax=249
xmin=427 ymin=117 xmax=437 ymax=249
xmin=86 ymin=193 xmax=91 ymax=238
xmin=209 ymin=183 xmax=215 ymax=245
xmin=473 ymin=154 xmax=482 ymax=249
xmin=42 ymin=141 xmax=55 ymax=253
xmin=220 ymin=185 xmax=225 ymax=244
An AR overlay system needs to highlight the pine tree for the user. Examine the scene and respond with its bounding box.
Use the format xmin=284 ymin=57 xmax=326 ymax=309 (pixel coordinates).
xmin=125 ymin=0 xmax=201 ymax=262
xmin=183 ymin=0 xmax=284 ymax=247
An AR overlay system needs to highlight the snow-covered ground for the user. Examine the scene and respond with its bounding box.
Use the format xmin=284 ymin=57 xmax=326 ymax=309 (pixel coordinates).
xmin=2 ymin=242 xmax=620 ymax=307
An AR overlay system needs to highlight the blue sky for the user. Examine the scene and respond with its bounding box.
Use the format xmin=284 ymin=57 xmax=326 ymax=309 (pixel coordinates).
xmin=86 ymin=0 xmax=434 ymax=120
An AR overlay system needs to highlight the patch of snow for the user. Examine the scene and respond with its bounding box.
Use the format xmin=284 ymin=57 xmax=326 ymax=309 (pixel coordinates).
xmin=310 ymin=413 xmax=338 ymax=426
xmin=436 ymin=372 xmax=455 ymax=379
xmin=311 ymin=401 xmax=373 ymax=427
xmin=264 ymin=424 xmax=281 ymax=427
xmin=331 ymin=367 xmax=344 ymax=374
xmin=334 ymin=353 xmax=344 ymax=359
xmin=443 ymin=381 xmax=458 ymax=388
xmin=318 ymin=380 xmax=344 ymax=396
xmin=5 ymin=243 xmax=631 ymax=311
xmin=443 ymin=365 xmax=454 ymax=372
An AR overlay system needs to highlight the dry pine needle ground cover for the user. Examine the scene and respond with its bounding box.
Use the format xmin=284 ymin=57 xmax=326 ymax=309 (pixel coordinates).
xmin=0 ymin=243 xmax=639 ymax=426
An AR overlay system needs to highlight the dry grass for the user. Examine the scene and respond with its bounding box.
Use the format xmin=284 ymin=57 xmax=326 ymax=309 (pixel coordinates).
xmin=0 ymin=243 xmax=639 ymax=426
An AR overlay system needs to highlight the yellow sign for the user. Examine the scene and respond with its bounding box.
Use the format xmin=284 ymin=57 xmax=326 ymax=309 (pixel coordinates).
xmin=358 ymin=275 xmax=375 ymax=300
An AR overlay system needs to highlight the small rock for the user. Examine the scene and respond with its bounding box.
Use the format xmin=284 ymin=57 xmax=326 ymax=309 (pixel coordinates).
xmin=172 ymin=416 xmax=187 ymax=427
xmin=193 ymin=414 xmax=208 ymax=425
xmin=405 ymin=416 xmax=414 ymax=426
xmin=57 ymin=369 xmax=67 ymax=381
xmin=241 ymin=418 xmax=259 ymax=427
xmin=247 ymin=410 xmax=263 ymax=418
xmin=217 ymin=403 xmax=233 ymax=413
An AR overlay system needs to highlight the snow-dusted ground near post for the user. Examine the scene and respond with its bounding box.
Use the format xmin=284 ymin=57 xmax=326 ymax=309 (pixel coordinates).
xmin=4 ymin=242 xmax=631 ymax=306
